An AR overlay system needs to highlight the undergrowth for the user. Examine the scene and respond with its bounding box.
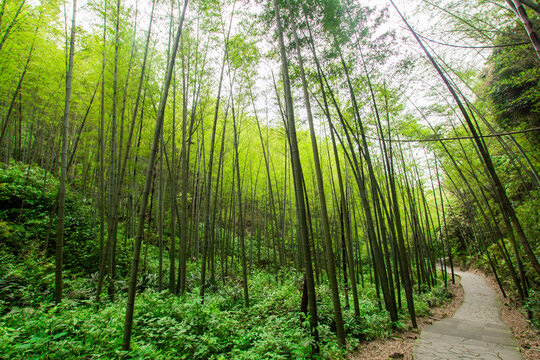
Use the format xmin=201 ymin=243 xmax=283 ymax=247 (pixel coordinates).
xmin=0 ymin=161 xmax=453 ymax=359
xmin=0 ymin=264 xmax=453 ymax=360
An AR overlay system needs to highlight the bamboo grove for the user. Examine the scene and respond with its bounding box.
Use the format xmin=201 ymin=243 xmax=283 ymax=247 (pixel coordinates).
xmin=0 ymin=0 xmax=539 ymax=355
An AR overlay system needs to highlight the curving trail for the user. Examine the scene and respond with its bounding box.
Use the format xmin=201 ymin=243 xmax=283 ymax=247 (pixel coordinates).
xmin=413 ymin=270 xmax=523 ymax=360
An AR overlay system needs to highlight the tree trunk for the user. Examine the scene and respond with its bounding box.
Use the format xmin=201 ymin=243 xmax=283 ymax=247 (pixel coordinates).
xmin=510 ymin=0 xmax=540 ymax=59
xmin=122 ymin=0 xmax=188 ymax=350
xmin=392 ymin=1 xmax=540 ymax=278
xmin=290 ymin=14 xmax=346 ymax=346
xmin=274 ymin=0 xmax=319 ymax=352
xmin=55 ymin=0 xmax=76 ymax=304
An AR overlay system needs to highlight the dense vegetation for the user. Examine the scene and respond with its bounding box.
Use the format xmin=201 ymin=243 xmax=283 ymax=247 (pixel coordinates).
xmin=0 ymin=161 xmax=452 ymax=358
xmin=0 ymin=0 xmax=538 ymax=358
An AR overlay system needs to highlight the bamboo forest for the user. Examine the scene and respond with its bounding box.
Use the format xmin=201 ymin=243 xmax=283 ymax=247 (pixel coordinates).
xmin=0 ymin=0 xmax=539 ymax=358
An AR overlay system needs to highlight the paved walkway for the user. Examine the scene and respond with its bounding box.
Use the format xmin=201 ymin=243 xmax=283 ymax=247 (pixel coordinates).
xmin=413 ymin=269 xmax=523 ymax=360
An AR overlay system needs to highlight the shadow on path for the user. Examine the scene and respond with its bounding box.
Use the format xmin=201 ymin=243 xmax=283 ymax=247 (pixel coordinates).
xmin=413 ymin=269 xmax=523 ymax=360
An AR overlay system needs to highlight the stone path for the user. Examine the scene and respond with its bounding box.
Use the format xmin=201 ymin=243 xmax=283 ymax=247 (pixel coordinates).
xmin=413 ymin=269 xmax=523 ymax=360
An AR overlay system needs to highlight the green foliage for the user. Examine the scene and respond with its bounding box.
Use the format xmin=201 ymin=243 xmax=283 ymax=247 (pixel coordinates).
xmin=0 ymin=162 xmax=98 ymax=307
xmin=0 ymin=162 xmax=57 ymax=244
xmin=0 ymin=250 xmax=55 ymax=307
xmin=524 ymin=289 xmax=540 ymax=329
xmin=0 ymin=265 xmax=456 ymax=359
xmin=516 ymin=190 xmax=540 ymax=249
xmin=514 ymin=189 xmax=540 ymax=286
xmin=0 ymin=272 xmax=313 ymax=359
xmin=485 ymin=27 xmax=540 ymax=136
xmin=412 ymin=279 xmax=454 ymax=320
xmin=1 ymin=0 xmax=532 ymax=357
xmin=316 ymin=282 xmax=392 ymax=341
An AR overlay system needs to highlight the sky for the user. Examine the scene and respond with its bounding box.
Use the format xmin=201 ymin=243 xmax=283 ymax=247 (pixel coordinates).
xmin=60 ymin=0 xmax=499 ymax=127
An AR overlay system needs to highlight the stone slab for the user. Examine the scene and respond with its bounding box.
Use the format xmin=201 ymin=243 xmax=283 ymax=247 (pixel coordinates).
xmin=413 ymin=270 xmax=523 ymax=360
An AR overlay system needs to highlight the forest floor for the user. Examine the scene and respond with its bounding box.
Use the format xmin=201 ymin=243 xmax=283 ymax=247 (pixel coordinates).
xmin=350 ymin=267 xmax=540 ymax=360
xmin=350 ymin=274 xmax=464 ymax=360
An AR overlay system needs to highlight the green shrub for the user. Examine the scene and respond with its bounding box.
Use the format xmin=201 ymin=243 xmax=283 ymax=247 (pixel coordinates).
xmin=524 ymin=289 xmax=540 ymax=329
xmin=0 ymin=272 xmax=332 ymax=359
xmin=0 ymin=162 xmax=98 ymax=273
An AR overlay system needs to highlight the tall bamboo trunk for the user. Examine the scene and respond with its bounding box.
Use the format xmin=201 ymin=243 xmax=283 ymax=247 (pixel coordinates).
xmin=55 ymin=0 xmax=76 ymax=304
xmin=274 ymin=0 xmax=319 ymax=351
xmin=122 ymin=0 xmax=188 ymax=350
